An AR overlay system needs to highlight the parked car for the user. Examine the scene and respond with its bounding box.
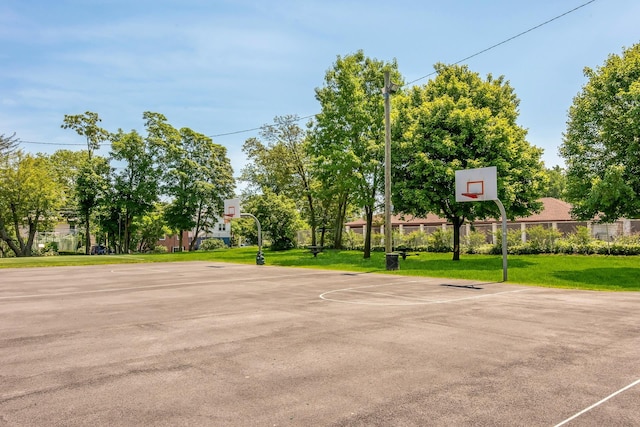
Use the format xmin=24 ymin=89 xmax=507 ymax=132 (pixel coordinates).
xmin=90 ymin=245 xmax=107 ymax=255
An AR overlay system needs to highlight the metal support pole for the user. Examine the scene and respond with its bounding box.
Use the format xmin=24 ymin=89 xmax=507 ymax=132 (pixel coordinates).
xmin=494 ymin=199 xmax=508 ymax=281
xmin=383 ymin=71 xmax=397 ymax=271
xmin=241 ymin=213 xmax=264 ymax=265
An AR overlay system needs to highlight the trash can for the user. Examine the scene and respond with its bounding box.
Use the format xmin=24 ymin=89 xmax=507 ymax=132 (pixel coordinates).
xmin=256 ymin=250 xmax=265 ymax=265
xmin=386 ymin=253 xmax=399 ymax=271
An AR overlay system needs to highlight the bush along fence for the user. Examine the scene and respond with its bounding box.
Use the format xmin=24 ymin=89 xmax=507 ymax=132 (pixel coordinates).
xmin=340 ymin=226 xmax=640 ymax=256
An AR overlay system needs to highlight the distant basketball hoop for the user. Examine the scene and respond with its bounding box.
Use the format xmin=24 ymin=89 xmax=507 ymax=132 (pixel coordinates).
xmin=223 ymin=213 xmax=234 ymax=224
xmin=223 ymin=198 xmax=241 ymax=219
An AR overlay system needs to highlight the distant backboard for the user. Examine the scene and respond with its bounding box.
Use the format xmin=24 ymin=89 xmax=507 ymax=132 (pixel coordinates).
xmin=455 ymin=167 xmax=498 ymax=202
xmin=223 ymin=198 xmax=241 ymax=219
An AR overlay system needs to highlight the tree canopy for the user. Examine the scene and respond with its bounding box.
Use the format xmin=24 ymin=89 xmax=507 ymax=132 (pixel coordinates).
xmin=310 ymin=50 xmax=403 ymax=257
xmin=0 ymin=133 xmax=20 ymax=158
xmin=560 ymin=43 xmax=640 ymax=222
xmin=147 ymin=113 xmax=235 ymax=251
xmin=0 ymin=153 xmax=63 ymax=256
xmin=241 ymin=115 xmax=321 ymax=245
xmin=392 ymin=63 xmax=546 ymax=260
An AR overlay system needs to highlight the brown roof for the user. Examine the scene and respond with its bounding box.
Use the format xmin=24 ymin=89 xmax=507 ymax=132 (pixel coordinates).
xmin=515 ymin=197 xmax=574 ymax=222
xmin=345 ymin=197 xmax=575 ymax=227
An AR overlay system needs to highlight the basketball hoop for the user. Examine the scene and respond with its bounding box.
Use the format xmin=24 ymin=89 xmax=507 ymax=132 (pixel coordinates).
xmin=461 ymin=180 xmax=484 ymax=199
xmin=223 ymin=213 xmax=234 ymax=224
xmin=461 ymin=192 xmax=480 ymax=199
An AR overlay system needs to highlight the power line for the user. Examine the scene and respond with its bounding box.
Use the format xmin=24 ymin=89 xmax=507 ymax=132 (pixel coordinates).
xmin=208 ymin=114 xmax=315 ymax=138
xmin=20 ymin=140 xmax=85 ymax=146
xmin=405 ymin=0 xmax=598 ymax=86
xmin=16 ymin=1 xmax=597 ymax=148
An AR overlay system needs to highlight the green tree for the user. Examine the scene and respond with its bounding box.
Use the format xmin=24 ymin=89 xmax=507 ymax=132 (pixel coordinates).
xmin=0 ymin=153 xmax=63 ymax=256
xmin=49 ymin=149 xmax=89 ymax=229
xmin=560 ymin=43 xmax=640 ymax=222
xmin=310 ymin=50 xmax=403 ymax=257
xmin=0 ymin=133 xmax=20 ymax=158
xmin=392 ymin=63 xmax=546 ymax=260
xmin=61 ymin=112 xmax=111 ymax=253
xmin=61 ymin=112 xmax=109 ymax=159
xmin=241 ymin=115 xmax=320 ymax=246
xmin=244 ymin=191 xmax=302 ymax=250
xmin=147 ymin=113 xmax=235 ymax=251
xmin=75 ymin=156 xmax=111 ymax=253
xmin=543 ymin=165 xmax=567 ymax=200
xmin=133 ymin=202 xmax=171 ymax=252
xmin=110 ymin=129 xmax=161 ymax=253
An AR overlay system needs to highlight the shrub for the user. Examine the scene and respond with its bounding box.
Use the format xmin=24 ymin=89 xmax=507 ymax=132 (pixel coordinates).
xmin=464 ymin=230 xmax=488 ymax=254
xmin=149 ymin=246 xmax=168 ymax=254
xmin=370 ymin=232 xmax=384 ymax=251
xmin=403 ymin=231 xmax=428 ymax=251
xmin=493 ymin=229 xmax=522 ymax=249
xmin=428 ymin=229 xmax=453 ymax=252
xmin=526 ymin=225 xmax=562 ymax=252
xmin=198 ymin=238 xmax=226 ymax=251
xmin=343 ymin=230 xmax=364 ymax=250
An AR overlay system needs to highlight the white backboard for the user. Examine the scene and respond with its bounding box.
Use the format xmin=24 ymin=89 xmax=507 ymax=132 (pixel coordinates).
xmin=223 ymin=198 xmax=241 ymax=219
xmin=455 ymin=166 xmax=498 ymax=202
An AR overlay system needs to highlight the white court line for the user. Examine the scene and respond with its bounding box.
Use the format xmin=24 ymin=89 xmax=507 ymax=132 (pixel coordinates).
xmin=320 ymin=283 xmax=528 ymax=305
xmin=553 ymin=378 xmax=640 ymax=427
xmin=0 ymin=271 xmax=327 ymax=300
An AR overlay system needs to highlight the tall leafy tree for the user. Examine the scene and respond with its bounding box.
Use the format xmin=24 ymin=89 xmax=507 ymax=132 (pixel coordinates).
xmin=49 ymin=149 xmax=89 ymax=227
xmin=560 ymin=43 xmax=640 ymax=222
xmin=146 ymin=113 xmax=234 ymax=251
xmin=75 ymin=156 xmax=111 ymax=253
xmin=109 ymin=129 xmax=161 ymax=253
xmin=61 ymin=112 xmax=110 ymax=253
xmin=61 ymin=112 xmax=109 ymax=159
xmin=392 ymin=63 xmax=546 ymax=260
xmin=241 ymin=115 xmax=320 ymax=246
xmin=0 ymin=153 xmax=63 ymax=256
xmin=311 ymin=50 xmax=403 ymax=257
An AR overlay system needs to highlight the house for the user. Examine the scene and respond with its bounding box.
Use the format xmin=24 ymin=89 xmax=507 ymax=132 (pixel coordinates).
xmin=344 ymin=198 xmax=640 ymax=243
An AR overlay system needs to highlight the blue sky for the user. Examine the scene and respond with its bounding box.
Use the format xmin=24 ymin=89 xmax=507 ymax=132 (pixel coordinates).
xmin=2 ymin=0 xmax=639 ymax=178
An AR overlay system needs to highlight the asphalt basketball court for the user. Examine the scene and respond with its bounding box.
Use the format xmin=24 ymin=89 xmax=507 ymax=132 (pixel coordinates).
xmin=1 ymin=261 xmax=639 ymax=426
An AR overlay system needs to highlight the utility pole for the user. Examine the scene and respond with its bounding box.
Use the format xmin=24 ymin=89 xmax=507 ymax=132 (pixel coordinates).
xmin=383 ymin=71 xmax=398 ymax=270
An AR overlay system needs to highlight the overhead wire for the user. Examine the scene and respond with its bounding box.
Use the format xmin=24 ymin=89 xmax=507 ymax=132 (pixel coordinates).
xmin=404 ymin=0 xmax=597 ymax=87
xmin=16 ymin=0 xmax=597 ymax=148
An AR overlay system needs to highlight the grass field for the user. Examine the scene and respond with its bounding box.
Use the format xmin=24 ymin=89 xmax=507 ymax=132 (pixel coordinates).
xmin=1 ymin=247 xmax=639 ymax=292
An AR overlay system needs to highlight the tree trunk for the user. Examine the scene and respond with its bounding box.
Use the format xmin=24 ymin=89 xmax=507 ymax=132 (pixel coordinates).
xmin=178 ymin=230 xmax=184 ymax=252
xmin=363 ymin=205 xmax=374 ymax=259
xmin=0 ymin=218 xmax=23 ymax=257
xmin=24 ymin=219 xmax=37 ymax=257
xmin=307 ymin=193 xmax=317 ymax=247
xmin=320 ymin=226 xmax=326 ymax=248
xmin=333 ymin=192 xmax=349 ymax=249
xmin=84 ymin=217 xmax=91 ymax=255
xmin=189 ymin=202 xmax=204 ymax=251
xmin=10 ymin=204 xmax=26 ymax=254
xmin=123 ymin=219 xmax=128 ymax=253
xmin=452 ymin=216 xmax=463 ymax=261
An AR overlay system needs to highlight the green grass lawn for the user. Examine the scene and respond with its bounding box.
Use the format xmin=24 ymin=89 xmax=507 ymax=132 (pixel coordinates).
xmin=1 ymin=247 xmax=639 ymax=291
